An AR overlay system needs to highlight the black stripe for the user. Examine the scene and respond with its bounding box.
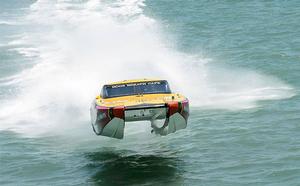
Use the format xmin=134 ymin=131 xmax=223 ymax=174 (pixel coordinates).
xmin=125 ymin=104 xmax=166 ymax=110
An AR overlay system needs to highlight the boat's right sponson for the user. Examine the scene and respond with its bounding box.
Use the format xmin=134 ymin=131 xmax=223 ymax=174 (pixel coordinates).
xmin=90 ymin=100 xmax=189 ymax=139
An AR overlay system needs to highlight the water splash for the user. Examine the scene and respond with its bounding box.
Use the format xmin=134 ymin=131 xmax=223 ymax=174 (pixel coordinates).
xmin=0 ymin=0 xmax=295 ymax=136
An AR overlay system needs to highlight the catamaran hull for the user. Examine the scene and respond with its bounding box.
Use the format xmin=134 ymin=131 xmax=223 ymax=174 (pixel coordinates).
xmin=90 ymin=100 xmax=189 ymax=139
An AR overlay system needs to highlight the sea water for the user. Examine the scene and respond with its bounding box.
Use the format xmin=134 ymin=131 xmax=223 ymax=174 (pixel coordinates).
xmin=0 ymin=0 xmax=299 ymax=185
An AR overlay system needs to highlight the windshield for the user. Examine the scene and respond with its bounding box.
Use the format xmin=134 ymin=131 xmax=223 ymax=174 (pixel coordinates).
xmin=102 ymin=80 xmax=171 ymax=98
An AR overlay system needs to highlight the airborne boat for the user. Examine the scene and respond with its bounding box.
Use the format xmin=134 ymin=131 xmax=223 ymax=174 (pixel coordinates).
xmin=90 ymin=79 xmax=189 ymax=139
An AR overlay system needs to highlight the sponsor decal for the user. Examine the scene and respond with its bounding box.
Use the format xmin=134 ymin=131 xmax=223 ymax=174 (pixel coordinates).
xmin=110 ymin=81 xmax=162 ymax=89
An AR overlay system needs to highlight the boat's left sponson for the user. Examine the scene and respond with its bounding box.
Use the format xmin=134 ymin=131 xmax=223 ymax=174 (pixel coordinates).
xmin=90 ymin=100 xmax=189 ymax=139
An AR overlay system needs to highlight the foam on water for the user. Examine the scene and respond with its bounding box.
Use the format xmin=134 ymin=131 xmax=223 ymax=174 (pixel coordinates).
xmin=0 ymin=20 xmax=15 ymax=25
xmin=0 ymin=0 xmax=295 ymax=136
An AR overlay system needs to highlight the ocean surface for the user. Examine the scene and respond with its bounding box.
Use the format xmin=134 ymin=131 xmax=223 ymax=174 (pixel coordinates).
xmin=0 ymin=0 xmax=299 ymax=185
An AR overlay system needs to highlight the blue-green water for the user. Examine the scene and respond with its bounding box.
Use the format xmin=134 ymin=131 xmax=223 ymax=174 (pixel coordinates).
xmin=0 ymin=0 xmax=299 ymax=185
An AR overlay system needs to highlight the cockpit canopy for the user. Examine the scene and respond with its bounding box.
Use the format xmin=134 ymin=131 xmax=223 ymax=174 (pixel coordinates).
xmin=101 ymin=80 xmax=171 ymax=98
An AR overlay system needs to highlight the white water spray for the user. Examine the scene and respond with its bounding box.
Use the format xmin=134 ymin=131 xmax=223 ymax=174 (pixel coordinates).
xmin=0 ymin=0 xmax=295 ymax=136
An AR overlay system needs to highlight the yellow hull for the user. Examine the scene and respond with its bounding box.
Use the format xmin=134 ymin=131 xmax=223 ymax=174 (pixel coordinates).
xmin=95 ymin=93 xmax=187 ymax=108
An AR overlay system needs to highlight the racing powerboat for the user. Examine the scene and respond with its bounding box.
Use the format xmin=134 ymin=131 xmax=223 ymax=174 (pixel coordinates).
xmin=90 ymin=79 xmax=189 ymax=139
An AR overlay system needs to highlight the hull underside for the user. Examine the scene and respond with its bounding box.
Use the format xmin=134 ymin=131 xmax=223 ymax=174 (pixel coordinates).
xmin=90 ymin=103 xmax=188 ymax=139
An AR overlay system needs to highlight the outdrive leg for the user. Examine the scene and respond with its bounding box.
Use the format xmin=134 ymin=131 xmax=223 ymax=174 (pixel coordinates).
xmin=151 ymin=119 xmax=168 ymax=135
